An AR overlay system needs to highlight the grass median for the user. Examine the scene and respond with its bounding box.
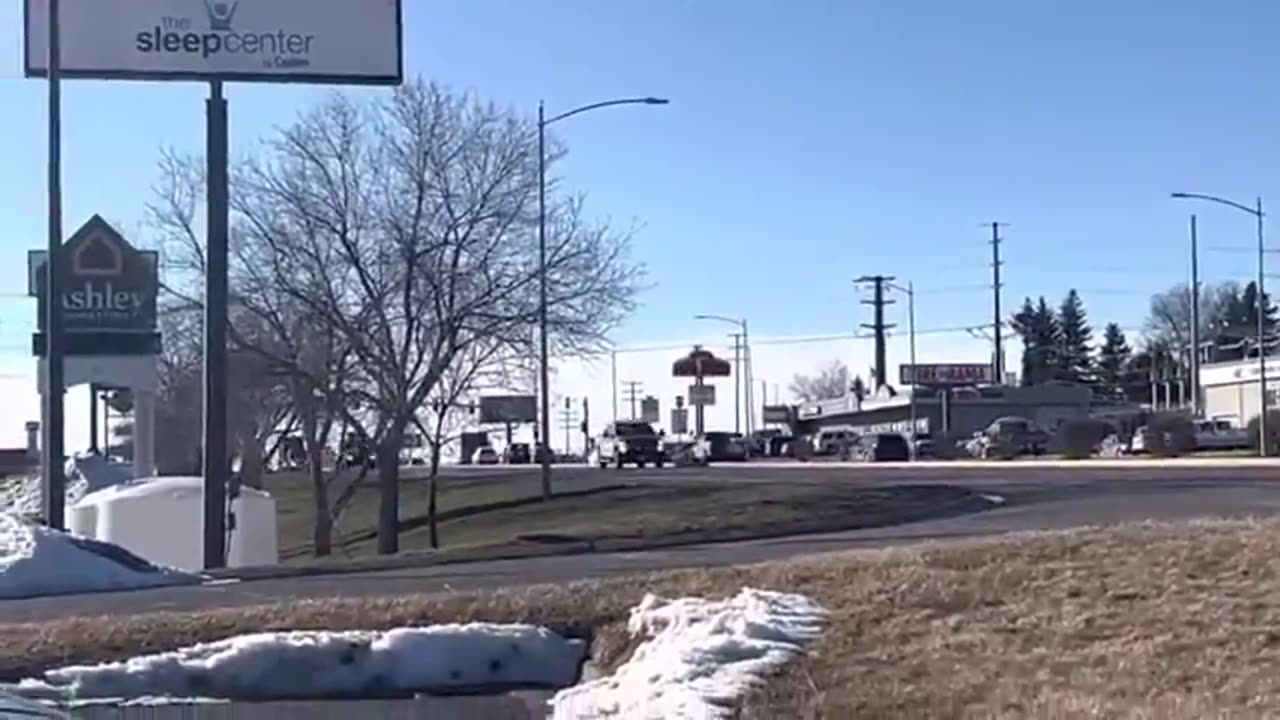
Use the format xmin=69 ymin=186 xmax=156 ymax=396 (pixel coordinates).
xmin=258 ymin=469 xmax=992 ymax=576
xmin=7 ymin=518 xmax=1280 ymax=716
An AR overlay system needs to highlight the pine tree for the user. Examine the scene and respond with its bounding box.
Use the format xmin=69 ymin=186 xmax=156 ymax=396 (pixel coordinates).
xmin=1096 ymin=323 xmax=1131 ymax=400
xmin=1011 ymin=296 xmax=1060 ymax=385
xmin=1056 ymin=289 xmax=1093 ymax=383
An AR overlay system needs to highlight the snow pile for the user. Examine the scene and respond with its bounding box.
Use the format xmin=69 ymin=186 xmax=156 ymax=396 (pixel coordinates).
xmin=550 ymin=588 xmax=827 ymax=720
xmin=0 ymin=513 xmax=203 ymax=600
xmin=7 ymin=624 xmax=587 ymax=702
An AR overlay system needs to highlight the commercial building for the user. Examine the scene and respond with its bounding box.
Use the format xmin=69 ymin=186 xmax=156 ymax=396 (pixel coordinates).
xmin=794 ymin=381 xmax=1112 ymax=439
xmin=1199 ymin=358 xmax=1280 ymax=424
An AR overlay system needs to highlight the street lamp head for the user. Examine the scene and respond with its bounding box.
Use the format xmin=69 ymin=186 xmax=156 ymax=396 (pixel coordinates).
xmin=643 ymin=97 xmax=670 ymax=105
xmin=1171 ymin=192 xmax=1191 ymax=199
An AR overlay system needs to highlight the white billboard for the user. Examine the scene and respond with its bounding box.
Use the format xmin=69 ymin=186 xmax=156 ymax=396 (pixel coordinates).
xmin=24 ymin=0 xmax=403 ymax=85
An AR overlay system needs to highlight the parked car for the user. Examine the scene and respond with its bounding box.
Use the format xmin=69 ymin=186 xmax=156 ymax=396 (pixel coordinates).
xmin=812 ymin=427 xmax=857 ymax=455
xmin=472 ymin=446 xmax=500 ymax=465
xmin=978 ymin=416 xmax=1050 ymax=457
xmin=1193 ymin=418 xmax=1250 ymax=451
xmin=856 ymin=433 xmax=912 ymax=462
xmin=595 ymin=420 xmax=667 ymax=468
xmin=504 ymin=442 xmax=532 ymax=464
xmin=702 ymin=431 xmax=750 ymax=462
xmin=909 ymin=431 xmax=935 ymax=459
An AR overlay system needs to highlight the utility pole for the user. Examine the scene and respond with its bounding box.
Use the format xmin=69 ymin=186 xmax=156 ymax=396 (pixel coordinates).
xmin=742 ymin=321 xmax=753 ymax=435
xmin=621 ymin=381 xmax=643 ymax=420
xmin=855 ymin=275 xmax=896 ymax=388
xmin=581 ymin=397 xmax=590 ymax=451
xmin=610 ymin=349 xmax=619 ymax=423
xmin=989 ymin=221 xmax=1009 ymax=384
xmin=1189 ymin=214 xmax=1201 ymax=417
xmin=729 ymin=332 xmax=743 ymax=434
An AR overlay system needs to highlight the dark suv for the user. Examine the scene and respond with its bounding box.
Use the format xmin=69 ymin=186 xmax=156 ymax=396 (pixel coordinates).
xmin=595 ymin=420 xmax=667 ymax=468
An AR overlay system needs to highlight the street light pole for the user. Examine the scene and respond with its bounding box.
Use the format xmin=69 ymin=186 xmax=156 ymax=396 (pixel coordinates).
xmin=1189 ymin=214 xmax=1201 ymax=417
xmin=537 ymin=102 xmax=550 ymax=500
xmin=1171 ymin=191 xmax=1269 ymax=456
xmin=887 ymin=281 xmax=917 ymax=435
xmin=1258 ymin=196 xmax=1268 ymax=453
xmin=694 ymin=314 xmax=749 ymax=433
xmin=537 ymin=96 xmax=668 ymax=496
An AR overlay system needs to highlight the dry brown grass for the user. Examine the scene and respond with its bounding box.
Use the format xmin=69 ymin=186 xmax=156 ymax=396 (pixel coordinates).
xmin=8 ymin=519 xmax=1280 ymax=717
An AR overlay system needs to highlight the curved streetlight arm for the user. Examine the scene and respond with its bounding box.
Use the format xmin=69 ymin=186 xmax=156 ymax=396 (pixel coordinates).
xmin=693 ymin=313 xmax=744 ymax=329
xmin=1171 ymin=192 xmax=1262 ymax=217
xmin=544 ymin=97 xmax=669 ymax=127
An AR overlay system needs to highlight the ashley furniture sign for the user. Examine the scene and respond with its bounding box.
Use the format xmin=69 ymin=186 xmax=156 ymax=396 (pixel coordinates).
xmin=24 ymin=0 xmax=403 ymax=84
xmin=30 ymin=215 xmax=158 ymax=334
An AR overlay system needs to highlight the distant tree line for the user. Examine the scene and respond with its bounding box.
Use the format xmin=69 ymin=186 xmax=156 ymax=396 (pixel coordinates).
xmin=1011 ymin=281 xmax=1278 ymax=403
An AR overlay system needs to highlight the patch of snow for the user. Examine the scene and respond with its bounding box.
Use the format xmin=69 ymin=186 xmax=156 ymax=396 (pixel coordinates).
xmin=6 ymin=625 xmax=587 ymax=703
xmin=0 ymin=513 xmax=203 ymax=600
xmin=550 ymin=588 xmax=827 ymax=720
xmin=980 ymin=494 xmax=1007 ymax=505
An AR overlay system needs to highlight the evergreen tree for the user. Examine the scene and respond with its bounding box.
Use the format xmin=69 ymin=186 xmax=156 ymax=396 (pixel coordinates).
xmin=1011 ymin=296 xmax=1061 ymax=385
xmin=1096 ymin=323 xmax=1131 ymax=400
xmin=1056 ymin=289 xmax=1094 ymax=383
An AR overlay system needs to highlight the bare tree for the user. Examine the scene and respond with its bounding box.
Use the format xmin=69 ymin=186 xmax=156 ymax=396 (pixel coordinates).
xmin=147 ymin=150 xmax=297 ymax=485
xmin=147 ymin=80 xmax=643 ymax=555
xmin=789 ymin=359 xmax=852 ymax=402
xmin=1145 ymin=281 xmax=1241 ymax=350
xmin=413 ymin=340 xmax=511 ymax=549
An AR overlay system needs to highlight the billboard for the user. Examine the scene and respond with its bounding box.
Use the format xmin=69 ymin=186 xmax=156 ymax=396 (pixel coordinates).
xmin=478 ymin=395 xmax=537 ymax=425
xmin=640 ymin=396 xmax=660 ymax=424
xmin=899 ymin=363 xmax=994 ymax=386
xmin=762 ymin=405 xmax=792 ymax=424
xmin=670 ymin=408 xmax=688 ymax=435
xmin=688 ymin=384 xmax=716 ymax=406
xmin=24 ymin=0 xmax=403 ymax=85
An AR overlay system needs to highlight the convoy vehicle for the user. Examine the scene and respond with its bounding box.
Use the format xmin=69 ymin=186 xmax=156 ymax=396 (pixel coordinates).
xmin=471 ymin=446 xmax=500 ymax=465
xmin=595 ymin=420 xmax=667 ymax=468
xmin=856 ymin=433 xmax=911 ymax=461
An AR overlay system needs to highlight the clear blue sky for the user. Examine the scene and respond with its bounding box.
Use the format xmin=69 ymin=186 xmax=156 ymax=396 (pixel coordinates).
xmin=0 ymin=0 xmax=1276 ymax=442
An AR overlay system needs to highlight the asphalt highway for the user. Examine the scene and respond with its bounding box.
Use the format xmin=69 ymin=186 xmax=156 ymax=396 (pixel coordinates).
xmin=7 ymin=460 xmax=1280 ymax=622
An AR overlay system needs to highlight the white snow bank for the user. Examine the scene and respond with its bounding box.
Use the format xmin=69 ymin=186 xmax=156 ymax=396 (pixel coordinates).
xmin=550 ymin=588 xmax=827 ymax=720
xmin=0 ymin=513 xmax=203 ymax=600
xmin=7 ymin=624 xmax=587 ymax=702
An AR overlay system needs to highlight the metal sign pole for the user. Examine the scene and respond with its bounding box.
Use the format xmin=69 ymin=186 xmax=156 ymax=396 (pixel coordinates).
xmin=43 ymin=0 xmax=66 ymax=530
xmin=202 ymin=80 xmax=230 ymax=569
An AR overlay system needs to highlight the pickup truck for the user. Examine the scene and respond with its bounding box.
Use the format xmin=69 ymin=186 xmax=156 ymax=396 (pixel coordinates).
xmin=595 ymin=420 xmax=667 ymax=468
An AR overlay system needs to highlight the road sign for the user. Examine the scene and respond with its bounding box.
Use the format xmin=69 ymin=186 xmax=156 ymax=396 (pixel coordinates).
xmin=688 ymin=384 xmax=716 ymax=406
xmin=670 ymin=408 xmax=688 ymax=435
xmin=899 ymin=363 xmax=994 ymax=386
xmin=640 ymin=396 xmax=660 ymax=423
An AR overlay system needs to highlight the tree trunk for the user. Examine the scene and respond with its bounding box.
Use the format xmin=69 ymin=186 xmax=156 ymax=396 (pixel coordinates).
xmin=312 ymin=488 xmax=333 ymax=557
xmin=376 ymin=436 xmax=401 ymax=555
xmin=239 ymin=431 xmax=266 ymax=490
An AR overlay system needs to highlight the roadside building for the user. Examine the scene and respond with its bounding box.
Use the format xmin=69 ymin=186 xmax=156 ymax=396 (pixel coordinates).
xmin=1199 ymin=357 xmax=1280 ymax=425
xmin=793 ymin=381 xmax=1113 ymax=439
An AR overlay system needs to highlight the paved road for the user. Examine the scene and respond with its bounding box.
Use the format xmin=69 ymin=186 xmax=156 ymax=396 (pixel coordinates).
xmin=7 ymin=461 xmax=1280 ymax=622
